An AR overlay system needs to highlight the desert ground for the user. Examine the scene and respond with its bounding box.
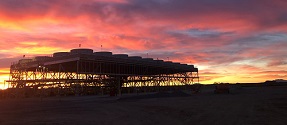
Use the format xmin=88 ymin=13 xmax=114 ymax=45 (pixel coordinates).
xmin=0 ymin=85 xmax=286 ymax=125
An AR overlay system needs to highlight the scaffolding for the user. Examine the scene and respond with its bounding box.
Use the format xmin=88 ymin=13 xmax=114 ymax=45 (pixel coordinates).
xmin=6 ymin=49 xmax=199 ymax=97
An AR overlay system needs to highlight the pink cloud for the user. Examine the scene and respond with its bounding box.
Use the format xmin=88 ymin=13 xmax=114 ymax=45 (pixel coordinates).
xmin=1 ymin=0 xmax=287 ymax=84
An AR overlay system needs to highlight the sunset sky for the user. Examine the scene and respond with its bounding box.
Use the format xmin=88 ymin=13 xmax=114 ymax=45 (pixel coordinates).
xmin=0 ymin=0 xmax=287 ymax=88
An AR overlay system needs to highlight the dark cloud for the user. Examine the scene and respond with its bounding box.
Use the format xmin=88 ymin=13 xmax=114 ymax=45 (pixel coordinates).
xmin=113 ymin=0 xmax=287 ymax=30
xmin=1 ymin=0 xmax=286 ymax=30
xmin=0 ymin=0 xmax=54 ymax=18
xmin=167 ymin=29 xmax=234 ymax=40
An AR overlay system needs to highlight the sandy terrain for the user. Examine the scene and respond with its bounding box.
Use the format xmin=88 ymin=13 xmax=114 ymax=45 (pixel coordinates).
xmin=0 ymin=85 xmax=286 ymax=125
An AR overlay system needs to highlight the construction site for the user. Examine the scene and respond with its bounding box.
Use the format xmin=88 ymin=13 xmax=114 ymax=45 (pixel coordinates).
xmin=4 ymin=48 xmax=199 ymax=98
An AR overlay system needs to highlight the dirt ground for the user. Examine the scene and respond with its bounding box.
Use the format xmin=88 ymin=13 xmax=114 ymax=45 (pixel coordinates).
xmin=0 ymin=85 xmax=287 ymax=125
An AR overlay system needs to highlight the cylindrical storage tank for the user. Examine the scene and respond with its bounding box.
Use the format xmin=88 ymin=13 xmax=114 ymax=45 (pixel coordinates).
xmin=142 ymin=58 xmax=153 ymax=63
xmin=155 ymin=60 xmax=164 ymax=64
xmin=113 ymin=54 xmax=128 ymax=58
xmin=172 ymin=62 xmax=181 ymax=69
xmin=179 ymin=64 xmax=188 ymax=70
xmin=19 ymin=59 xmax=32 ymax=64
xmin=188 ymin=65 xmax=194 ymax=69
xmin=182 ymin=64 xmax=190 ymax=70
xmin=53 ymin=52 xmax=70 ymax=58
xmin=129 ymin=56 xmax=142 ymax=65
xmin=181 ymin=64 xmax=188 ymax=66
xmin=34 ymin=56 xmax=51 ymax=61
xmin=154 ymin=60 xmax=164 ymax=67
xmin=173 ymin=62 xmax=181 ymax=66
xmin=185 ymin=65 xmax=195 ymax=72
xmin=70 ymin=48 xmax=93 ymax=54
xmin=142 ymin=58 xmax=153 ymax=61
xmin=129 ymin=56 xmax=142 ymax=60
xmin=164 ymin=61 xmax=173 ymax=68
xmin=142 ymin=58 xmax=154 ymax=66
xmin=165 ymin=61 xmax=173 ymax=63
xmin=94 ymin=51 xmax=113 ymax=56
xmin=173 ymin=62 xmax=180 ymax=66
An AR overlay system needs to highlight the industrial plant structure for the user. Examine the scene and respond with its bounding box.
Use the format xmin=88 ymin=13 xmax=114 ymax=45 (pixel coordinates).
xmin=6 ymin=48 xmax=199 ymax=97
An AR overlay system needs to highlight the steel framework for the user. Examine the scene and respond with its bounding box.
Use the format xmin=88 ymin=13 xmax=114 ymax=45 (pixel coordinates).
xmin=6 ymin=49 xmax=199 ymax=96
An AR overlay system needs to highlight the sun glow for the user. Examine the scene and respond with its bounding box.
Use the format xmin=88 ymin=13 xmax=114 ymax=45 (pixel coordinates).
xmin=13 ymin=46 xmax=63 ymax=55
xmin=0 ymin=75 xmax=9 ymax=90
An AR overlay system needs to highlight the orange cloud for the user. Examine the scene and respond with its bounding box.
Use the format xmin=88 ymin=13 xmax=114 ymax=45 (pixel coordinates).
xmin=0 ymin=0 xmax=287 ymax=85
